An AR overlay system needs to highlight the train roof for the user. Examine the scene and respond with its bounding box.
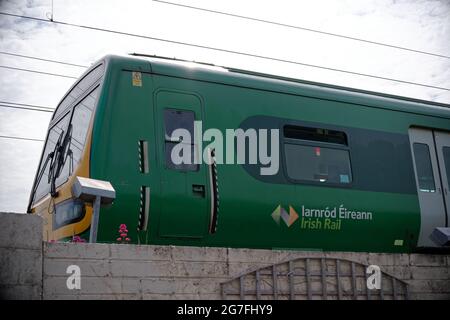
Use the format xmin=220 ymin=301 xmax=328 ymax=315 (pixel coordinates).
xmin=101 ymin=54 xmax=450 ymax=120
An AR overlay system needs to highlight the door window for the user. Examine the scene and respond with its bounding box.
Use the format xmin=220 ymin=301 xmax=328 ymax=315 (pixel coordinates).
xmin=163 ymin=109 xmax=198 ymax=171
xmin=442 ymin=147 xmax=450 ymax=189
xmin=413 ymin=143 xmax=436 ymax=192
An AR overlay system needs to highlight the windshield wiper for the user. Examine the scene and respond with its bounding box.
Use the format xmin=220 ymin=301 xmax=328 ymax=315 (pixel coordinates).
xmin=48 ymin=124 xmax=73 ymax=197
xmin=27 ymin=149 xmax=55 ymax=213
xmin=27 ymin=124 xmax=73 ymax=212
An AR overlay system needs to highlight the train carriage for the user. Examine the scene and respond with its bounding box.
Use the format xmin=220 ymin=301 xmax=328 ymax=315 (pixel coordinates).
xmin=28 ymin=54 xmax=450 ymax=253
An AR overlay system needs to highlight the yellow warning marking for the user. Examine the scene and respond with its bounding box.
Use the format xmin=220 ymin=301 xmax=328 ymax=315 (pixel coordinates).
xmin=132 ymin=71 xmax=142 ymax=87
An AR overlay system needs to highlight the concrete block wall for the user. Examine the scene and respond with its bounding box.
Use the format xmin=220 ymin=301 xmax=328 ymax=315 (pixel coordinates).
xmin=43 ymin=244 xmax=450 ymax=300
xmin=43 ymin=244 xmax=229 ymax=299
xmin=0 ymin=212 xmax=43 ymax=299
xmin=1 ymin=212 xmax=449 ymax=300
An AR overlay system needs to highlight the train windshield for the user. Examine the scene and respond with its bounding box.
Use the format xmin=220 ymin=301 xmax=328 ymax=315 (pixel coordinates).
xmin=29 ymin=64 xmax=104 ymax=208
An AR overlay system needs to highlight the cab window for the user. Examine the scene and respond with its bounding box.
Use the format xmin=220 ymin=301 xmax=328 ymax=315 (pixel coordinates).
xmin=33 ymin=112 xmax=71 ymax=201
xmin=56 ymin=86 xmax=99 ymax=183
xmin=53 ymin=64 xmax=104 ymax=120
xmin=31 ymin=86 xmax=99 ymax=205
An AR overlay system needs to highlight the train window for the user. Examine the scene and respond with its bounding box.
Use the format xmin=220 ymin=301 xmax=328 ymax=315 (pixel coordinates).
xmin=163 ymin=109 xmax=198 ymax=171
xmin=33 ymin=112 xmax=71 ymax=201
xmin=413 ymin=143 xmax=436 ymax=192
xmin=53 ymin=64 xmax=104 ymax=120
xmin=442 ymin=147 xmax=450 ymax=189
xmin=284 ymin=125 xmax=347 ymax=145
xmin=56 ymin=87 xmax=99 ymax=184
xmin=53 ymin=199 xmax=86 ymax=229
xmin=284 ymin=144 xmax=352 ymax=184
xmin=283 ymin=124 xmax=351 ymax=185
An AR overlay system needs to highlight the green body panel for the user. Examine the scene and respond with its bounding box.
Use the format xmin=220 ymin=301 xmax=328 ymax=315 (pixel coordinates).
xmin=88 ymin=55 xmax=450 ymax=253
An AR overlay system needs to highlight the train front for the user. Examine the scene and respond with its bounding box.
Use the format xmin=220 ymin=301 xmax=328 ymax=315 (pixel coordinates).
xmin=27 ymin=61 xmax=106 ymax=242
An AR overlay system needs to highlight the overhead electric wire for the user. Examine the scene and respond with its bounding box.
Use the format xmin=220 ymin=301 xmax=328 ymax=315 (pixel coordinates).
xmin=0 ymin=65 xmax=78 ymax=79
xmin=0 ymin=100 xmax=53 ymax=110
xmin=0 ymin=51 xmax=88 ymax=68
xmin=153 ymin=0 xmax=450 ymax=60
xmin=0 ymin=12 xmax=449 ymax=91
xmin=0 ymin=135 xmax=44 ymax=142
xmin=0 ymin=103 xmax=54 ymax=113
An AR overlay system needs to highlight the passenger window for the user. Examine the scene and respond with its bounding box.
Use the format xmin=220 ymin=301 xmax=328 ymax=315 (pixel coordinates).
xmin=163 ymin=109 xmax=198 ymax=171
xmin=285 ymin=144 xmax=352 ymax=184
xmin=283 ymin=125 xmax=352 ymax=185
xmin=284 ymin=125 xmax=347 ymax=145
xmin=442 ymin=147 xmax=450 ymax=189
xmin=413 ymin=143 xmax=436 ymax=192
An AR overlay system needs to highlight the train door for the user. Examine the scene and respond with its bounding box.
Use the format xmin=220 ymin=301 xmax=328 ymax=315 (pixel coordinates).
xmin=434 ymin=131 xmax=450 ymax=225
xmin=409 ymin=127 xmax=450 ymax=247
xmin=155 ymin=90 xmax=209 ymax=238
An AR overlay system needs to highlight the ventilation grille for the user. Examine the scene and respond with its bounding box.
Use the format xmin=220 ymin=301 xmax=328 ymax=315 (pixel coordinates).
xmin=138 ymin=140 xmax=149 ymax=174
xmin=138 ymin=186 xmax=150 ymax=231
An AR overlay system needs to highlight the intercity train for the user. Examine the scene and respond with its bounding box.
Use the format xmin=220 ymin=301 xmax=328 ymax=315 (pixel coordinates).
xmin=28 ymin=54 xmax=450 ymax=253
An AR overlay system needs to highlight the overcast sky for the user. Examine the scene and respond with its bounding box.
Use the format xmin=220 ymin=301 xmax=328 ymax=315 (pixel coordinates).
xmin=0 ymin=0 xmax=449 ymax=213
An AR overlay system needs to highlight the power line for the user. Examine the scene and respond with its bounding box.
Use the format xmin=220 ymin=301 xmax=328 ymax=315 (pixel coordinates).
xmin=0 ymin=12 xmax=449 ymax=91
xmin=153 ymin=0 xmax=450 ymax=60
xmin=0 ymin=103 xmax=54 ymax=113
xmin=0 ymin=65 xmax=78 ymax=79
xmin=0 ymin=51 xmax=88 ymax=68
xmin=0 ymin=135 xmax=44 ymax=142
xmin=0 ymin=100 xmax=53 ymax=110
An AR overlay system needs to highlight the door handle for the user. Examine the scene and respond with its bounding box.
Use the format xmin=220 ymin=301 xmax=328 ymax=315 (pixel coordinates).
xmin=192 ymin=184 xmax=205 ymax=197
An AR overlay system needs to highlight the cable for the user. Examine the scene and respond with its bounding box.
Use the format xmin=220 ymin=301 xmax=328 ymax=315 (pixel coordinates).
xmin=0 ymin=100 xmax=53 ymax=110
xmin=0 ymin=65 xmax=78 ymax=79
xmin=153 ymin=0 xmax=450 ymax=60
xmin=0 ymin=51 xmax=88 ymax=68
xmin=0 ymin=103 xmax=54 ymax=113
xmin=0 ymin=12 xmax=449 ymax=91
xmin=0 ymin=135 xmax=44 ymax=142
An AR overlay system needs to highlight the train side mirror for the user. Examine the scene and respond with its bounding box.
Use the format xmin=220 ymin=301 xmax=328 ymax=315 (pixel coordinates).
xmin=72 ymin=176 xmax=116 ymax=243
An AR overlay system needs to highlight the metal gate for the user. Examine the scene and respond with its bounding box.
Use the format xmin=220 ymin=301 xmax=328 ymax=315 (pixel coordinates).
xmin=221 ymin=257 xmax=409 ymax=300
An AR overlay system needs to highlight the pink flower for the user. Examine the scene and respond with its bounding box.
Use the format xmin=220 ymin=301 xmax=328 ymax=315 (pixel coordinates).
xmin=116 ymin=224 xmax=131 ymax=243
xmin=72 ymin=236 xmax=86 ymax=243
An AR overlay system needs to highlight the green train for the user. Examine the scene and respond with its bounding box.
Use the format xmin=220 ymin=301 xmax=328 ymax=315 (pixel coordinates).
xmin=28 ymin=54 xmax=450 ymax=253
